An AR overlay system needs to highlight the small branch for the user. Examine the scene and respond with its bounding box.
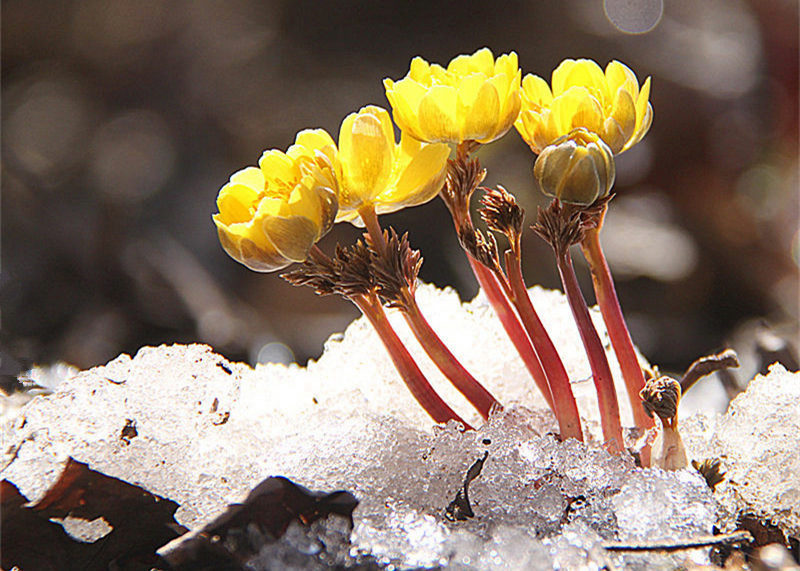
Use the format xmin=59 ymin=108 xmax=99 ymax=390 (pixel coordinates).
xmin=680 ymin=348 xmax=740 ymax=394
xmin=602 ymin=530 xmax=753 ymax=552
xmin=445 ymin=450 xmax=489 ymax=521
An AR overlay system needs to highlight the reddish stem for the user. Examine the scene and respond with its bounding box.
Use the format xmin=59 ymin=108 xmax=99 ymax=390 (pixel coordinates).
xmin=555 ymin=249 xmax=623 ymax=452
xmin=504 ymin=250 xmax=583 ymax=441
xmin=469 ymin=257 xmax=555 ymax=410
xmin=359 ymin=203 xmax=494 ymax=421
xmin=402 ymin=292 xmax=501 ymax=420
xmin=580 ymin=221 xmax=651 ymax=431
xmin=355 ymin=294 xmax=470 ymax=428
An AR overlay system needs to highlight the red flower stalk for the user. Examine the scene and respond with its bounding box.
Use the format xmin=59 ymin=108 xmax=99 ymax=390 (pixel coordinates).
xmin=478 ymin=185 xmax=582 ymax=441
xmin=535 ymin=201 xmax=623 ymax=451
xmin=439 ymin=144 xmax=561 ymax=414
xmin=355 ymin=293 xmax=471 ymax=427
xmin=358 ymin=204 xmax=501 ymax=420
xmin=579 ymin=202 xmax=651 ymax=430
xmin=283 ymin=244 xmax=469 ymax=428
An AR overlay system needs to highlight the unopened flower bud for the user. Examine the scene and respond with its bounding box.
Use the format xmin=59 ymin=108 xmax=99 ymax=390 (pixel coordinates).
xmin=533 ymin=128 xmax=615 ymax=206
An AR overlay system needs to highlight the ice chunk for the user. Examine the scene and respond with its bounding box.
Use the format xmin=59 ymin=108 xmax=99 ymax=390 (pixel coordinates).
xmin=682 ymin=364 xmax=800 ymax=536
xmin=612 ymin=468 xmax=716 ymax=542
xmin=2 ymin=284 xmax=786 ymax=569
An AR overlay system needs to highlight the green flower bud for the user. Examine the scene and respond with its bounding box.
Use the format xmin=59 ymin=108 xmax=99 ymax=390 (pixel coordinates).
xmin=533 ymin=128 xmax=616 ymax=206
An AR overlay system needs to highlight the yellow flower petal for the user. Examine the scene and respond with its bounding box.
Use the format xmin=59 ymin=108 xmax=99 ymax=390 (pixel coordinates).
xmin=605 ymin=60 xmax=639 ymax=101
xmin=418 ymin=85 xmax=460 ymax=142
xmin=289 ymin=128 xmax=337 ymax=166
xmin=409 ymin=56 xmax=431 ymax=82
xmin=382 ymin=140 xmax=449 ymax=210
xmin=602 ymin=117 xmax=626 ymax=155
xmin=635 ymin=77 xmax=652 ymax=135
xmin=259 ymin=195 xmax=289 ymax=217
xmin=550 ymin=59 xmax=577 ymax=95
xmin=607 ymin=88 xmax=636 ymax=153
xmin=561 ymin=153 xmax=602 ymax=204
xmin=338 ymin=108 xmax=394 ymax=207
xmin=258 ymin=150 xmax=299 ymax=193
xmin=216 ymin=182 xmax=259 ymax=224
xmin=549 ymin=87 xmax=600 ymax=135
xmin=213 ymin=135 xmax=339 ymax=271
xmin=495 ymin=52 xmax=519 ymax=83
xmin=521 ymin=74 xmax=553 ymax=107
xmin=384 ymin=48 xmax=521 ymax=144
xmin=517 ymin=58 xmax=652 ymax=155
xmin=214 ymin=220 xmax=287 ymax=273
xmin=261 ymin=215 xmax=320 ymax=263
xmin=460 ymin=80 xmax=501 ymax=142
xmin=229 ymin=166 xmax=265 ymax=190
xmin=556 ymin=59 xmax=606 ymax=98
xmin=385 ymin=77 xmax=427 ymax=139
xmin=516 ymin=111 xmax=543 ymax=153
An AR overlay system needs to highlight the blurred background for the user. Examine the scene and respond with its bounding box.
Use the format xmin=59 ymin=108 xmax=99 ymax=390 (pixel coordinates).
xmin=2 ymin=0 xmax=798 ymax=381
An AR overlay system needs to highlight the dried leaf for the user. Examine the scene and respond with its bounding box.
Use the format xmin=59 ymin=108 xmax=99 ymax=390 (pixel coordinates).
xmin=159 ymin=476 xmax=358 ymax=569
xmin=1 ymin=458 xmax=186 ymax=571
xmin=445 ymin=451 xmax=489 ymax=522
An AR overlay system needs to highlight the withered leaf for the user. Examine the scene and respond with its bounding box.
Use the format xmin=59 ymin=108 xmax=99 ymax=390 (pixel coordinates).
xmin=159 ymin=475 xmax=359 ymax=569
xmin=445 ymin=451 xmax=489 ymax=522
xmin=2 ymin=457 xmax=186 ymax=571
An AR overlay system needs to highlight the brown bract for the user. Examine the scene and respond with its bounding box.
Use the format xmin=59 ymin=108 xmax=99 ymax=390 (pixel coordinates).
xmin=479 ymin=186 xmax=524 ymax=249
xmin=368 ymin=229 xmax=423 ymax=310
xmin=441 ymin=154 xmax=486 ymax=227
xmin=458 ymin=225 xmax=501 ymax=274
xmin=533 ymin=200 xmax=585 ymax=257
xmin=281 ymin=241 xmax=374 ymax=300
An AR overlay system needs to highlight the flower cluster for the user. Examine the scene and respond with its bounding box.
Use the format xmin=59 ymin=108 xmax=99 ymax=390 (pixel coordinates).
xmin=213 ymin=48 xmax=666 ymax=461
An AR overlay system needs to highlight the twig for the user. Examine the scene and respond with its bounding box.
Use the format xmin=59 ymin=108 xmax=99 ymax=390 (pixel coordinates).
xmin=680 ymin=349 xmax=740 ymax=393
xmin=602 ymin=530 xmax=752 ymax=552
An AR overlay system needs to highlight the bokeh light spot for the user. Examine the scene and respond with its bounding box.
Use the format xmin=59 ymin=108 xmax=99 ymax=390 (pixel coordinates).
xmin=256 ymin=342 xmax=295 ymax=365
xmin=604 ymin=0 xmax=663 ymax=34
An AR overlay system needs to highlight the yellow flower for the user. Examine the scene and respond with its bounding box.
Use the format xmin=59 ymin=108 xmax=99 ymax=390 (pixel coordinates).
xmin=383 ymin=47 xmax=521 ymax=145
xmin=516 ymin=59 xmax=652 ymax=155
xmin=296 ymin=105 xmax=450 ymax=225
xmin=212 ymin=134 xmax=338 ymax=272
xmin=533 ymin=128 xmax=616 ymax=205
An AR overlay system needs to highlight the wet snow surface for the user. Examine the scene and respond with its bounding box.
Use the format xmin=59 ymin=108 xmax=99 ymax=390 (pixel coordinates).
xmin=2 ymin=284 xmax=798 ymax=569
